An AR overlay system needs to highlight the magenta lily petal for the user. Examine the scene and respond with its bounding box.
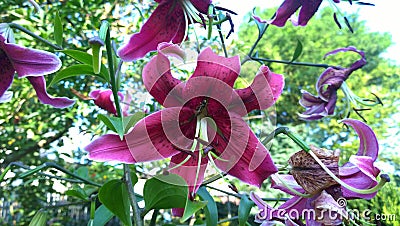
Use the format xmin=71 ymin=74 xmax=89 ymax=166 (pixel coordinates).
xmin=348 ymin=155 xmax=380 ymax=181
xmin=269 ymin=0 xmax=302 ymax=27
xmin=279 ymin=196 xmax=309 ymax=214
xmin=191 ymin=47 xmax=240 ymax=87
xmin=324 ymin=46 xmax=366 ymax=73
xmin=213 ymin=112 xmax=278 ymax=187
xmin=340 ymin=167 xmax=379 ymax=199
xmin=0 ymin=51 xmax=14 ymax=97
xmin=169 ymin=151 xmax=208 ymax=197
xmin=0 ymin=91 xmax=12 ymax=103
xmin=269 ymin=0 xmax=333 ymax=27
xmin=338 ymin=119 xmax=380 ymax=199
xmin=250 ymin=192 xmax=279 ymax=222
xmin=1 ymin=34 xmax=73 ymax=108
xmin=27 ymin=76 xmax=75 ymax=108
xmin=2 ymin=40 xmax=61 ymax=77
xmin=298 ymin=91 xmax=337 ymax=121
xmin=299 ymin=46 xmax=366 ymax=120
xmin=89 ymin=89 xmax=124 ymax=116
xmin=297 ymin=1 xmax=323 ymax=26
xmin=126 ymin=107 xmax=195 ymax=162
xmin=231 ymin=65 xmax=284 ymax=116
xmin=86 ymin=134 xmax=135 ymax=164
xmin=341 ymin=119 xmax=378 ymax=160
xmin=142 ymin=43 xmax=184 ymax=107
xmin=117 ymin=1 xmax=186 ymax=61
xmin=250 ymin=192 xmax=303 ymax=225
xmin=316 ymin=68 xmax=346 ymax=101
xmin=270 ymin=174 xmax=305 ymax=196
xmin=190 ymin=0 xmax=211 ymax=13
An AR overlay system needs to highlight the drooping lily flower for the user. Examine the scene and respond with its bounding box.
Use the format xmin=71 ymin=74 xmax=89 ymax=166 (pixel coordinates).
xmin=86 ymin=43 xmax=284 ymax=200
xmin=117 ymin=0 xmax=211 ymax=61
xmin=89 ymin=89 xmax=130 ymax=116
xmin=269 ymin=0 xmax=340 ymax=27
xmin=251 ymin=119 xmax=387 ymax=225
xmin=0 ymin=31 xmax=75 ymax=108
xmin=298 ymin=46 xmax=378 ymax=121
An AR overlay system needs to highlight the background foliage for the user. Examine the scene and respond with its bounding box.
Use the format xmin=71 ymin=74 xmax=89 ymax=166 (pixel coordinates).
xmin=1 ymin=1 xmax=399 ymax=225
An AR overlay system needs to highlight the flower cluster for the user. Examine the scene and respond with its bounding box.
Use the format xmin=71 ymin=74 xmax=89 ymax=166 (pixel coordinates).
xmin=1 ymin=1 xmax=388 ymax=225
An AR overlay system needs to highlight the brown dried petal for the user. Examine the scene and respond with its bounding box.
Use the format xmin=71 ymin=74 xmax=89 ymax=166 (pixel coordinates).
xmin=289 ymin=145 xmax=340 ymax=195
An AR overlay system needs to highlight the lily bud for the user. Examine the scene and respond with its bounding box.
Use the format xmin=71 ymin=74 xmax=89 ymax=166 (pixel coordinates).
xmin=89 ymin=36 xmax=104 ymax=74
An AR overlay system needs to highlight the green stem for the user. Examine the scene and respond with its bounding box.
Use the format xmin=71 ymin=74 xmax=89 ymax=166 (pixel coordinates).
xmin=123 ymin=164 xmax=143 ymax=226
xmin=242 ymin=13 xmax=275 ymax=65
xmin=262 ymin=127 xmax=310 ymax=152
xmin=149 ymin=209 xmax=159 ymax=226
xmin=9 ymin=23 xmax=62 ymax=50
xmin=20 ymin=162 xmax=101 ymax=187
xmin=251 ymin=56 xmax=330 ymax=69
xmin=43 ymin=201 xmax=89 ymax=209
xmin=247 ymin=23 xmax=269 ymax=58
xmin=218 ymin=216 xmax=238 ymax=224
xmin=0 ymin=164 xmax=12 ymax=182
xmin=103 ymin=21 xmax=122 ymax=118
xmin=217 ymin=26 xmax=228 ymax=57
xmin=3 ymin=162 xmax=89 ymax=184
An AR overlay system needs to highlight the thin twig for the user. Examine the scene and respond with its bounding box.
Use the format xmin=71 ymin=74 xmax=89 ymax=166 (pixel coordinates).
xmin=123 ymin=164 xmax=143 ymax=226
xmin=9 ymin=23 xmax=62 ymax=50
xmin=251 ymin=57 xmax=331 ymax=69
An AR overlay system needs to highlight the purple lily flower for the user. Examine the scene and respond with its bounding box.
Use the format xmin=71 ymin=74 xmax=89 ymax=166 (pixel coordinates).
xmin=251 ymin=119 xmax=382 ymax=225
xmin=86 ymin=43 xmax=284 ymax=206
xmin=269 ymin=0 xmax=340 ymax=27
xmin=0 ymin=33 xmax=75 ymax=108
xmin=89 ymin=89 xmax=130 ymax=116
xmin=299 ymin=46 xmax=367 ymax=120
xmin=117 ymin=0 xmax=211 ymax=61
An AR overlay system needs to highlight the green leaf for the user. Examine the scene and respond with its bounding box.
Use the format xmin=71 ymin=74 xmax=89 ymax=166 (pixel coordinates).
xmin=238 ymin=194 xmax=253 ymax=226
xmin=48 ymin=64 xmax=105 ymax=87
xmin=290 ymin=39 xmax=303 ymax=62
xmin=144 ymin=174 xmax=188 ymax=211
xmin=123 ymin=112 xmax=145 ymax=133
xmin=54 ymin=11 xmax=63 ymax=46
xmin=93 ymin=205 xmax=114 ymax=226
xmin=75 ymin=166 xmax=89 ymax=179
xmin=98 ymin=180 xmax=132 ymax=226
xmin=97 ymin=114 xmax=124 ymax=140
xmin=65 ymin=187 xmax=88 ymax=201
xmin=29 ymin=209 xmax=48 ymax=226
xmin=180 ymin=200 xmax=207 ymax=223
xmin=58 ymin=50 xmax=110 ymax=81
xmin=197 ymin=187 xmax=218 ymax=226
xmin=130 ymin=168 xmax=138 ymax=186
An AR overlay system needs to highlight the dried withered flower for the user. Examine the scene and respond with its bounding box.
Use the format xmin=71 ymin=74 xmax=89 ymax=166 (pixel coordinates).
xmin=288 ymin=145 xmax=340 ymax=195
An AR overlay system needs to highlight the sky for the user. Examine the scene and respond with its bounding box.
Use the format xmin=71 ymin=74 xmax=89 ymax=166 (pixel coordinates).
xmin=217 ymin=0 xmax=400 ymax=64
